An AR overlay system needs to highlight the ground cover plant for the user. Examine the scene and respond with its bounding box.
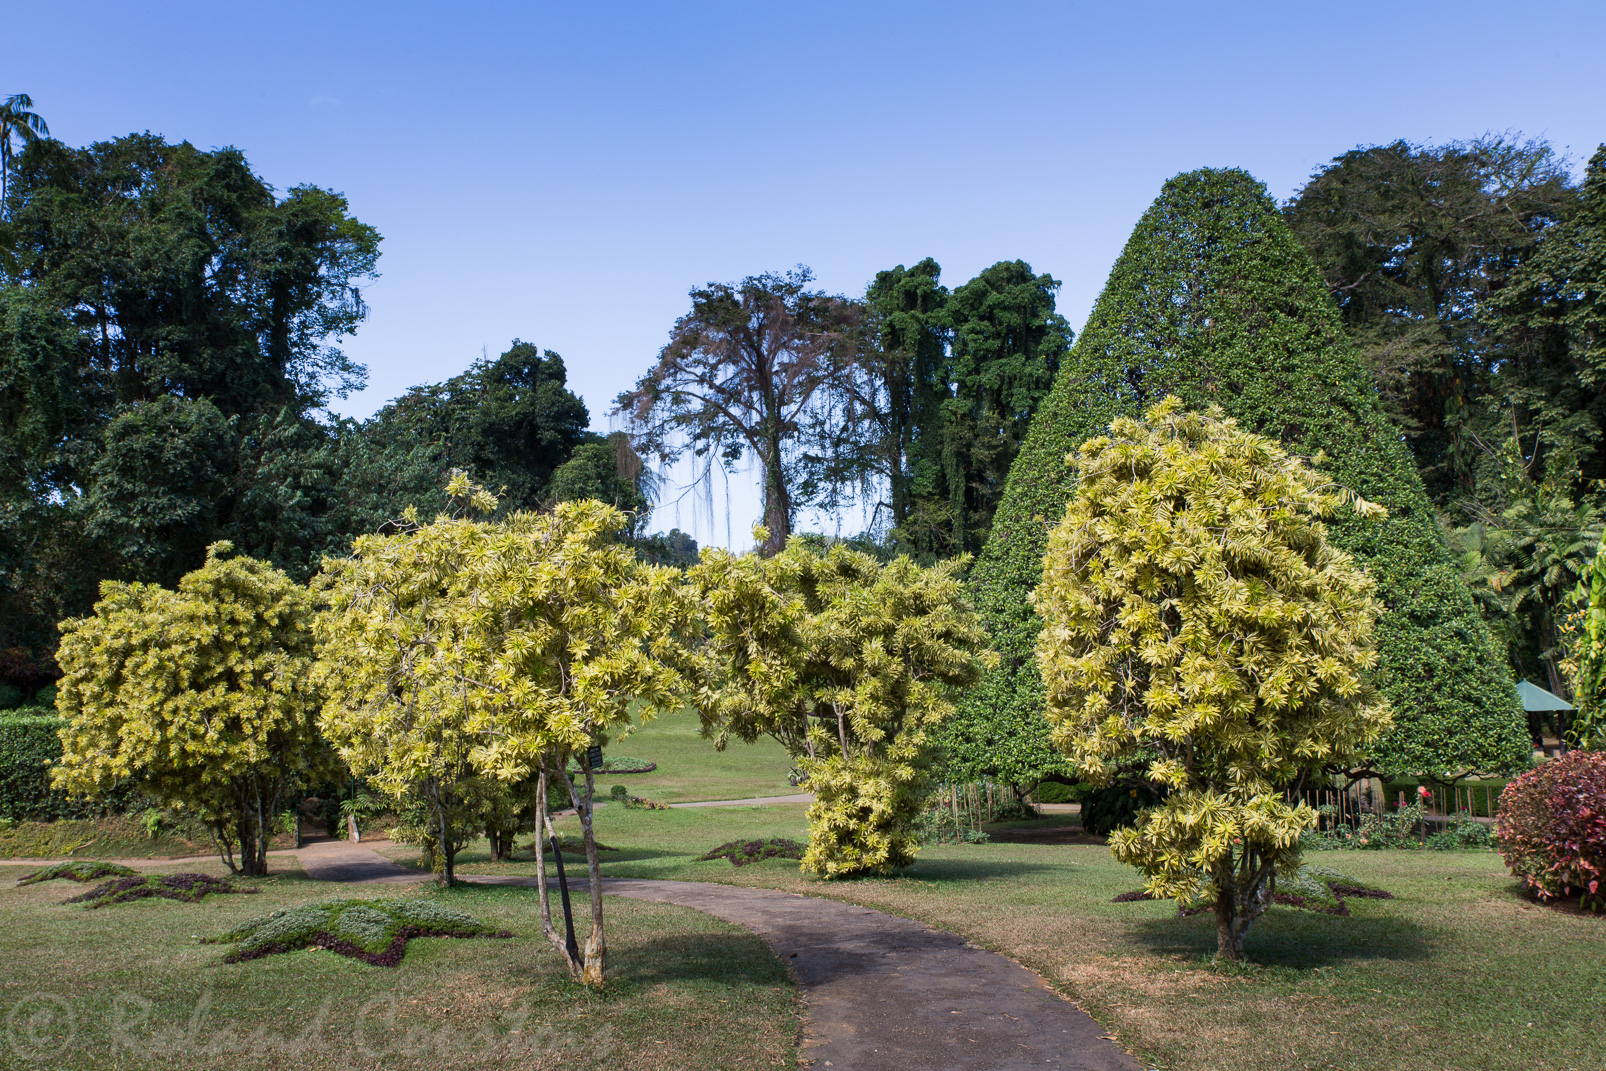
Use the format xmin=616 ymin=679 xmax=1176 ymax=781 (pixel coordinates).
xmin=65 ymin=872 xmax=254 ymax=908
xmin=17 ymin=859 xmax=136 ymax=884
xmin=0 ymin=864 xmax=801 ymax=1071
xmin=698 ymin=838 xmax=807 ymax=866
xmin=207 ymin=896 xmax=512 ymax=965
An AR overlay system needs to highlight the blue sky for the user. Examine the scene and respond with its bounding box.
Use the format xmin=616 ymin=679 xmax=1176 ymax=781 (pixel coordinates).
xmin=14 ymin=1 xmax=1606 ymax=544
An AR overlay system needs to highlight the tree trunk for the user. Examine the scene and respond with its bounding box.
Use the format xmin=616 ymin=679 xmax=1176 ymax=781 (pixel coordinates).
xmin=534 ymin=766 xmax=577 ymax=973
xmin=564 ymin=759 xmax=608 ymax=987
xmin=760 ymin=433 xmax=791 ymax=556
xmin=1212 ymin=857 xmax=1274 ymax=961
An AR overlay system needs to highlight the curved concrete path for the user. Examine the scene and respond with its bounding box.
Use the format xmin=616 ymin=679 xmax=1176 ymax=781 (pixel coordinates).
xmin=281 ymin=842 xmax=1138 ymax=1071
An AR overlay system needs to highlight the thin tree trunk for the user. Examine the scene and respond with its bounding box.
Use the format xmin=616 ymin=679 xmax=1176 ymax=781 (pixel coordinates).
xmin=562 ymin=758 xmax=608 ymax=987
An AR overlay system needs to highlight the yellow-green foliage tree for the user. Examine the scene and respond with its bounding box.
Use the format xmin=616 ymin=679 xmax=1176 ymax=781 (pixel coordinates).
xmin=53 ymin=544 xmax=329 ymax=876
xmin=1035 ymin=400 xmax=1393 ymax=960
xmin=689 ymin=536 xmax=993 ymax=878
xmin=317 ymin=477 xmax=687 ymax=985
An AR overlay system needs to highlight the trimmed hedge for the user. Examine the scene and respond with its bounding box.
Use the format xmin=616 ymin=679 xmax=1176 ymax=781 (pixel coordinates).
xmin=0 ymin=710 xmax=136 ymax=819
xmin=944 ymin=167 xmax=1530 ymax=783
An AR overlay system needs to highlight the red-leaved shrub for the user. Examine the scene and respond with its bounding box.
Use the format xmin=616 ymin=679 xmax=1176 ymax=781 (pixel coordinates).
xmin=1496 ymin=750 xmax=1606 ymax=911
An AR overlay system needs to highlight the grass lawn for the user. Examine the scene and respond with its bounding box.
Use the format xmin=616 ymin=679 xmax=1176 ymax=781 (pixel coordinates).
xmin=0 ymin=860 xmax=799 ymax=1070
xmin=412 ymin=803 xmax=1604 ymax=1071
xmin=599 ymin=705 xmax=797 ymax=803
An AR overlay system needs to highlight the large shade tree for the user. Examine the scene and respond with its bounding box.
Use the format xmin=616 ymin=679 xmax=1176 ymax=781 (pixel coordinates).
xmin=615 ymin=268 xmax=859 ymax=555
xmin=951 ymin=167 xmax=1530 ymax=787
xmin=0 ymin=133 xmax=380 ymax=667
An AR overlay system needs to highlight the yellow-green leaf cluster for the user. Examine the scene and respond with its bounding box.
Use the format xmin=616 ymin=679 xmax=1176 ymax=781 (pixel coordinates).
xmin=689 ymin=538 xmax=995 ymax=877
xmin=1035 ymin=399 xmax=1392 ymax=934
xmin=315 ymin=496 xmax=690 ymax=822
xmin=53 ymin=544 xmax=328 ymax=874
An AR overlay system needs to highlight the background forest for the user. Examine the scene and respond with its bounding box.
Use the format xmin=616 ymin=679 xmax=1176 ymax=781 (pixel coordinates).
xmin=0 ymin=98 xmax=1602 ymax=742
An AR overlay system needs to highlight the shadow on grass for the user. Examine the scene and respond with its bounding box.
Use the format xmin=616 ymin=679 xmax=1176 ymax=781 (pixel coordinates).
xmin=1124 ymin=904 xmax=1434 ymax=967
xmin=881 ymin=857 xmax=1066 ymax=883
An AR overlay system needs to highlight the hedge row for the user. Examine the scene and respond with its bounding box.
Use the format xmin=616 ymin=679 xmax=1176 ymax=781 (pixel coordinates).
xmin=0 ymin=711 xmax=122 ymax=820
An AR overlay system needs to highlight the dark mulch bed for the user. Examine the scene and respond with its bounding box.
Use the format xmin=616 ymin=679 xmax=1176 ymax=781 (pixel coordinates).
xmin=65 ymin=872 xmax=255 ymax=908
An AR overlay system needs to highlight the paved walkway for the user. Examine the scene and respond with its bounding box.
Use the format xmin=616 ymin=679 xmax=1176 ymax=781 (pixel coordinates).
xmin=279 ymin=842 xmax=1137 ymax=1071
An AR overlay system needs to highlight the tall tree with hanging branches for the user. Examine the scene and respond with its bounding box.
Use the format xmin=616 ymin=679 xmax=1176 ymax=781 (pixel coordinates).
xmin=614 ymin=267 xmax=859 ymax=555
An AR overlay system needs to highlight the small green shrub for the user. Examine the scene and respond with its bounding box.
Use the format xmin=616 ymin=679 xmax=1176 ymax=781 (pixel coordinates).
xmin=1032 ymin=781 xmax=1074 ymax=804
xmin=206 ymin=897 xmax=512 ymax=966
xmin=17 ymin=860 xmax=138 ymax=885
xmin=65 ymin=873 xmax=255 ymax=908
xmin=698 ymin=838 xmax=807 ymax=866
xmin=609 ymin=784 xmax=628 ymax=802
xmin=1497 ymin=750 xmax=1606 ymax=910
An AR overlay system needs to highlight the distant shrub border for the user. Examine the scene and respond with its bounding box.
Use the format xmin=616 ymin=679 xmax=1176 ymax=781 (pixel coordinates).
xmin=65 ymin=873 xmax=255 ymax=908
xmin=1497 ymin=750 xmax=1606 ymax=912
xmin=206 ymin=897 xmax=512 ymax=966
xmin=17 ymin=860 xmax=138 ymax=885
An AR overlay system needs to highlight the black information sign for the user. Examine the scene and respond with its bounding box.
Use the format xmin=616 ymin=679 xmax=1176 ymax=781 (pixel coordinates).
xmin=587 ymin=744 xmax=604 ymax=771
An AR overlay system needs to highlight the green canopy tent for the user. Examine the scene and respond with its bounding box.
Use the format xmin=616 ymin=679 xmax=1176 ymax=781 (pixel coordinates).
xmin=1517 ymin=680 xmax=1574 ymax=756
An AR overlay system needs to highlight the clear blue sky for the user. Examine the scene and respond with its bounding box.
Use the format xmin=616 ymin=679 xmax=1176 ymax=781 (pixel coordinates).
xmin=14 ymin=1 xmax=1605 ymax=544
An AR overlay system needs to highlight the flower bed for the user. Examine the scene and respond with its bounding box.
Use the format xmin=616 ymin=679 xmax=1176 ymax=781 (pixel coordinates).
xmin=66 ymin=872 xmax=255 ymax=908
xmin=698 ymin=838 xmax=807 ymax=867
xmin=17 ymin=860 xmax=138 ymax=885
xmin=207 ymin=897 xmax=513 ymax=966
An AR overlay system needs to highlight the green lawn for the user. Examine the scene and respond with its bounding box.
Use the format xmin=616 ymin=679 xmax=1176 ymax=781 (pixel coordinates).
xmin=0 ymin=860 xmax=799 ymax=1070
xmin=412 ymin=804 xmax=1606 ymax=1071
xmin=600 ymin=706 xmax=797 ymax=803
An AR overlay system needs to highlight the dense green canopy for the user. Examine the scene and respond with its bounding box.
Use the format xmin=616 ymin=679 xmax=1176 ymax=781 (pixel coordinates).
xmin=946 ymin=167 xmax=1531 ymax=782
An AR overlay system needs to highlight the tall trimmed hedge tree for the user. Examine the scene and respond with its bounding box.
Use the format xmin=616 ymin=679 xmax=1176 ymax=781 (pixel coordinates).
xmin=947 ymin=167 xmax=1530 ymax=783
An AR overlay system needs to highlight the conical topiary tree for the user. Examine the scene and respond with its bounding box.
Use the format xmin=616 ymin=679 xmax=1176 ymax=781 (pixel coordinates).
xmin=943 ymin=168 xmax=1531 ymax=783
